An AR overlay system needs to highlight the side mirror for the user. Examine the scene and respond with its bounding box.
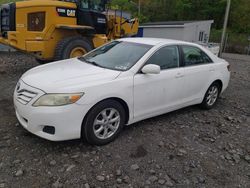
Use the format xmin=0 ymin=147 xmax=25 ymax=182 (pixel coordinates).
xmin=141 ymin=64 xmax=161 ymax=74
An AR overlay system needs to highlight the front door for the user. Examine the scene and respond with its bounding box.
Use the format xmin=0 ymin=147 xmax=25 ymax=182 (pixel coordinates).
xmin=133 ymin=45 xmax=185 ymax=120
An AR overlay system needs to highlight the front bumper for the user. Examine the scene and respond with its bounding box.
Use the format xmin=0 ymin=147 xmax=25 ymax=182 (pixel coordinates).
xmin=14 ymin=80 xmax=90 ymax=141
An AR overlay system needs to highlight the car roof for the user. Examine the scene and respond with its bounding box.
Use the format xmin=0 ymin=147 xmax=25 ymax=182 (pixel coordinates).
xmin=118 ymin=37 xmax=193 ymax=46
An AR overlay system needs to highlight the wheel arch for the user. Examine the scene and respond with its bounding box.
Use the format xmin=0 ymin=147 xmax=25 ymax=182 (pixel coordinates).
xmin=211 ymin=79 xmax=223 ymax=93
xmin=81 ymin=97 xmax=130 ymax=132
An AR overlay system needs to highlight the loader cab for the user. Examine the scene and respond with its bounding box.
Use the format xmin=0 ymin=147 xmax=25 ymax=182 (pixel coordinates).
xmin=77 ymin=0 xmax=108 ymax=34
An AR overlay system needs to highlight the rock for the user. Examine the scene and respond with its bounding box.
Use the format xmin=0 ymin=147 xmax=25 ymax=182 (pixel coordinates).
xmin=149 ymin=169 xmax=156 ymax=175
xmin=52 ymin=179 xmax=63 ymax=188
xmin=96 ymin=175 xmax=105 ymax=182
xmin=116 ymin=169 xmax=122 ymax=176
xmin=0 ymin=183 xmax=5 ymax=188
xmin=244 ymin=155 xmax=250 ymax=163
xmin=71 ymin=154 xmax=79 ymax=159
xmin=84 ymin=183 xmax=90 ymax=188
xmin=165 ymin=175 xmax=174 ymax=187
xmin=116 ymin=178 xmax=122 ymax=184
xmin=148 ymin=176 xmax=158 ymax=183
xmin=183 ymin=165 xmax=191 ymax=173
xmin=189 ymin=161 xmax=197 ymax=168
xmin=158 ymin=141 xmax=164 ymax=147
xmin=131 ymin=164 xmax=139 ymax=170
xmin=13 ymin=160 xmax=21 ymax=164
xmin=158 ymin=179 xmax=165 ymax=185
xmin=145 ymin=180 xmax=151 ymax=185
xmin=66 ymin=164 xmax=75 ymax=172
xmin=123 ymin=175 xmax=130 ymax=183
xmin=232 ymin=154 xmax=241 ymax=163
xmin=3 ymin=136 xmax=10 ymax=140
xmin=49 ymin=160 xmax=56 ymax=166
xmin=225 ymin=153 xmax=232 ymax=160
xmin=177 ymin=149 xmax=187 ymax=156
xmin=82 ymin=174 xmax=87 ymax=181
xmin=15 ymin=169 xmax=23 ymax=177
xmin=226 ymin=116 xmax=234 ymax=121
xmin=155 ymin=164 xmax=161 ymax=169
xmin=197 ymin=176 xmax=205 ymax=184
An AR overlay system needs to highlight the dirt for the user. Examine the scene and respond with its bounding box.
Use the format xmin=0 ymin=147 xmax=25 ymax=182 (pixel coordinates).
xmin=0 ymin=52 xmax=249 ymax=188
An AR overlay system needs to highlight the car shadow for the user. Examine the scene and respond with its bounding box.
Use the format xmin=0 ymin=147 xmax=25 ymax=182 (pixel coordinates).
xmin=18 ymin=100 xmax=224 ymax=153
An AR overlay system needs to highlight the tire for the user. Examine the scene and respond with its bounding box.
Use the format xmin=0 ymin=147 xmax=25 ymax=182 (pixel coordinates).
xmin=54 ymin=36 xmax=93 ymax=61
xmin=35 ymin=58 xmax=52 ymax=64
xmin=82 ymin=100 xmax=126 ymax=146
xmin=200 ymin=82 xmax=221 ymax=110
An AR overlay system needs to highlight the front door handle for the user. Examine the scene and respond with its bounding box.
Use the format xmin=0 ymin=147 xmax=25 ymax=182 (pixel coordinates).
xmin=175 ymin=73 xmax=184 ymax=78
xmin=209 ymin=67 xmax=215 ymax=72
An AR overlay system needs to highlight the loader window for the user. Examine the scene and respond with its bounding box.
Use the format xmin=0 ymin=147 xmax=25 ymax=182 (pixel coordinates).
xmin=80 ymin=0 xmax=89 ymax=9
xmin=79 ymin=41 xmax=152 ymax=71
xmin=80 ymin=0 xmax=105 ymax=11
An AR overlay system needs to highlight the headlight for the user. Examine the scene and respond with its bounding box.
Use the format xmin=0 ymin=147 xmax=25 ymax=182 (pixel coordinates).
xmin=33 ymin=93 xmax=84 ymax=107
xmin=28 ymin=12 xmax=45 ymax=31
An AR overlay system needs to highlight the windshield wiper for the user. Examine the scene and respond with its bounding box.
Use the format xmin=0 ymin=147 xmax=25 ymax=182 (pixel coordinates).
xmin=78 ymin=57 xmax=104 ymax=68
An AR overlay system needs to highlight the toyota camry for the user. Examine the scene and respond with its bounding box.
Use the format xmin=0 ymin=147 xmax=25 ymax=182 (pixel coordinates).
xmin=14 ymin=38 xmax=230 ymax=145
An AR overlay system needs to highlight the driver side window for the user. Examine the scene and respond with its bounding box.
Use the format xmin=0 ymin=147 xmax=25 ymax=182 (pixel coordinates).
xmin=146 ymin=46 xmax=179 ymax=70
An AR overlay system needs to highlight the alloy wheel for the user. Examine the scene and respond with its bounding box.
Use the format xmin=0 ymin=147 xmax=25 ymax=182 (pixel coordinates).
xmin=206 ymin=86 xmax=219 ymax=106
xmin=93 ymin=108 xmax=121 ymax=140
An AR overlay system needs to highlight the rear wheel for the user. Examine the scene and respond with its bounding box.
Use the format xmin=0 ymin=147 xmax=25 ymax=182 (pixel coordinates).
xmin=82 ymin=100 xmax=126 ymax=146
xmin=201 ymin=82 xmax=221 ymax=109
xmin=54 ymin=36 xmax=93 ymax=61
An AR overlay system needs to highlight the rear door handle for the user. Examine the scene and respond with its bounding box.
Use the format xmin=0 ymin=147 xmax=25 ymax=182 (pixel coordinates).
xmin=175 ymin=73 xmax=184 ymax=78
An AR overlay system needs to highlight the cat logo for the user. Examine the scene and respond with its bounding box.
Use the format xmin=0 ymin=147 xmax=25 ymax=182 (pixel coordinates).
xmin=67 ymin=9 xmax=76 ymax=17
xmin=56 ymin=7 xmax=76 ymax=18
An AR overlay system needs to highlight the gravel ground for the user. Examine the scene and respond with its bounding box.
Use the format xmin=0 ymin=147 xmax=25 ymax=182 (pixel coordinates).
xmin=0 ymin=52 xmax=249 ymax=188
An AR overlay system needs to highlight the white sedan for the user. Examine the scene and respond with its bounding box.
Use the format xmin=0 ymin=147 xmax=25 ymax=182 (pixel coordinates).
xmin=14 ymin=38 xmax=230 ymax=145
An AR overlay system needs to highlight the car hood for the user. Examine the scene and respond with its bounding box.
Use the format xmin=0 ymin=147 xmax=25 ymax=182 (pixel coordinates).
xmin=21 ymin=58 xmax=121 ymax=93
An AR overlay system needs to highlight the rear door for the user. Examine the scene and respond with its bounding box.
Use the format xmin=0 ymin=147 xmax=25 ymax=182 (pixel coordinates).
xmin=180 ymin=45 xmax=215 ymax=103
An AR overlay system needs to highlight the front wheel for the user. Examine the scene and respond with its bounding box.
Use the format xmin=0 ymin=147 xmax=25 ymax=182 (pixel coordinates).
xmin=82 ymin=100 xmax=126 ymax=145
xmin=200 ymin=83 xmax=221 ymax=109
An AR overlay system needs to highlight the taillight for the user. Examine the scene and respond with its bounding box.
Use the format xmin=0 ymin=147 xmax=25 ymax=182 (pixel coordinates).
xmin=27 ymin=12 xmax=45 ymax=31
xmin=227 ymin=64 xmax=231 ymax=71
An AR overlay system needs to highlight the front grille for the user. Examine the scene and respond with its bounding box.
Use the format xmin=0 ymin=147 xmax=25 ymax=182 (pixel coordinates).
xmin=17 ymin=89 xmax=38 ymax=105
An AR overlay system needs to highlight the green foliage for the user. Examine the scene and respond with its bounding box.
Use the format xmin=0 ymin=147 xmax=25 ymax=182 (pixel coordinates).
xmin=0 ymin=0 xmax=18 ymax=4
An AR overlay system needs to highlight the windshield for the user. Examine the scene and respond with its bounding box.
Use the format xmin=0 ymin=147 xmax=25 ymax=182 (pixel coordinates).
xmin=79 ymin=41 xmax=152 ymax=71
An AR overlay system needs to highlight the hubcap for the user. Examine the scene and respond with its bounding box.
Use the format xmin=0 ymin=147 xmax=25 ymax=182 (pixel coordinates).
xmin=70 ymin=47 xmax=87 ymax=58
xmin=93 ymin=108 xmax=120 ymax=140
xmin=206 ymin=86 xmax=219 ymax=106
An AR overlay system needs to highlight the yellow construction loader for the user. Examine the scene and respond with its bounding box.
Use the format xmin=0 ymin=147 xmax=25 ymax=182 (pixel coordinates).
xmin=0 ymin=0 xmax=139 ymax=63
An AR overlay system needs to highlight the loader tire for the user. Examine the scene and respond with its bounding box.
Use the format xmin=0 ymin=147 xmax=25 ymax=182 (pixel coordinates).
xmin=35 ymin=58 xmax=52 ymax=64
xmin=54 ymin=36 xmax=93 ymax=61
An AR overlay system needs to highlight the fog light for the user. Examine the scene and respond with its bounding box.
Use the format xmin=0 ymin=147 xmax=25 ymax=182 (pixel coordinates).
xmin=42 ymin=126 xmax=55 ymax=135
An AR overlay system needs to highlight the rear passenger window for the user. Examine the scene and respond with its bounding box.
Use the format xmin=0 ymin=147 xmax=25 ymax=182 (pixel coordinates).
xmin=146 ymin=46 xmax=179 ymax=70
xmin=182 ymin=46 xmax=212 ymax=66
